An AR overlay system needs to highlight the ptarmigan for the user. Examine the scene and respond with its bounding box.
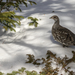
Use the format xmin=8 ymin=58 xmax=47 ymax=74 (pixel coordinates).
xmin=50 ymin=15 xmax=75 ymax=47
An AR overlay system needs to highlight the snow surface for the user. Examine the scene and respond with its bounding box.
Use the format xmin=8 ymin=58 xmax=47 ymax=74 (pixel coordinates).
xmin=0 ymin=0 xmax=75 ymax=74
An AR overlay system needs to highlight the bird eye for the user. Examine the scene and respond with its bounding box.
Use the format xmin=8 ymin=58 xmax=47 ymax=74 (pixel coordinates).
xmin=54 ymin=17 xmax=56 ymax=18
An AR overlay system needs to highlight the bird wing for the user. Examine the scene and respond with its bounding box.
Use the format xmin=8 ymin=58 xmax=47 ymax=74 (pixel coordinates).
xmin=57 ymin=26 xmax=74 ymax=44
xmin=52 ymin=25 xmax=75 ymax=46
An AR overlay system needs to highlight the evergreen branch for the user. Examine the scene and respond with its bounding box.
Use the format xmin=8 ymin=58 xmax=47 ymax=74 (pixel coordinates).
xmin=1 ymin=0 xmax=12 ymax=11
xmin=28 ymin=17 xmax=39 ymax=27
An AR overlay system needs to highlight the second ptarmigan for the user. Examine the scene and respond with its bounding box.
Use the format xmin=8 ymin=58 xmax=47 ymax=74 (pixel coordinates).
xmin=50 ymin=15 xmax=75 ymax=47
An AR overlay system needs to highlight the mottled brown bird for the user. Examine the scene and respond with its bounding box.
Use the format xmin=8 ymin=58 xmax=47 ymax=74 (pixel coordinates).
xmin=50 ymin=15 xmax=75 ymax=47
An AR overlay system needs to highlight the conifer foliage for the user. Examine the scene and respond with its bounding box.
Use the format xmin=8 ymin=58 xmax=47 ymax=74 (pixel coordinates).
xmin=0 ymin=0 xmax=36 ymax=31
xmin=28 ymin=17 xmax=39 ymax=27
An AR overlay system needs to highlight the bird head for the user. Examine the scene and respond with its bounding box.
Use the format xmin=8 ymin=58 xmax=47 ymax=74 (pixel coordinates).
xmin=50 ymin=15 xmax=59 ymax=21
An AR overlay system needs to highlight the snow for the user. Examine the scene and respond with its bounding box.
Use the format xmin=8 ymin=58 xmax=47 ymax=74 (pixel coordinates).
xmin=0 ymin=0 xmax=75 ymax=74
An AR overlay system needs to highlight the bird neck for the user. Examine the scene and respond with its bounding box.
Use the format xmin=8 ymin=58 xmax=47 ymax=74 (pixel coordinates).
xmin=54 ymin=19 xmax=59 ymax=25
xmin=53 ymin=20 xmax=60 ymax=29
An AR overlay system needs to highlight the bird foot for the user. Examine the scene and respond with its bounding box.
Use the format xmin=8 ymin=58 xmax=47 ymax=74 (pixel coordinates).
xmin=63 ymin=45 xmax=69 ymax=47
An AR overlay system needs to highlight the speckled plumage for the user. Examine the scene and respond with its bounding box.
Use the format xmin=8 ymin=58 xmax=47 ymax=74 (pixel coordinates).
xmin=50 ymin=15 xmax=75 ymax=47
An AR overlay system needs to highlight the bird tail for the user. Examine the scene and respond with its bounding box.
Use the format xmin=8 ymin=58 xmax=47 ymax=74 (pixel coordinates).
xmin=73 ymin=43 xmax=75 ymax=46
xmin=73 ymin=34 xmax=75 ymax=46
